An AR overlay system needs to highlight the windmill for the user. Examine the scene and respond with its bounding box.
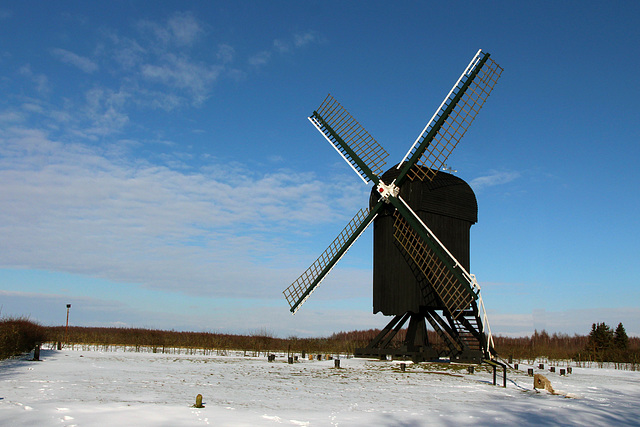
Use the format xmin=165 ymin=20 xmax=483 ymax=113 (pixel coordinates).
xmin=283 ymin=49 xmax=503 ymax=363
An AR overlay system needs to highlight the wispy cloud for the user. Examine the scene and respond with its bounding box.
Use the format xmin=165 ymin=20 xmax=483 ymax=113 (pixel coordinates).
xmin=140 ymin=53 xmax=222 ymax=105
xmin=294 ymin=31 xmax=321 ymax=48
xmin=51 ymin=48 xmax=99 ymax=73
xmin=82 ymin=87 xmax=130 ymax=137
xmin=470 ymin=170 xmax=520 ymax=191
xmin=0 ymin=110 xmax=25 ymax=124
xmin=106 ymin=14 xmax=220 ymax=108
xmin=18 ymin=64 xmax=49 ymax=94
xmin=0 ymin=127 xmax=367 ymax=299
xmin=137 ymin=11 xmax=203 ymax=47
xmin=217 ymin=44 xmax=235 ymax=64
xmin=250 ymin=31 xmax=322 ymax=67
xmin=248 ymin=51 xmax=271 ymax=66
xmin=15 ymin=13 xmax=321 ymax=126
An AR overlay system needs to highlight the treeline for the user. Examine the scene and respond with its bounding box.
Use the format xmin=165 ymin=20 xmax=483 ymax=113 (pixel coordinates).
xmin=493 ymin=323 xmax=639 ymax=364
xmin=43 ymin=325 xmax=368 ymax=356
xmin=45 ymin=326 xmax=451 ymax=356
xmin=2 ymin=318 xmax=639 ymax=365
xmin=0 ymin=317 xmax=47 ymax=359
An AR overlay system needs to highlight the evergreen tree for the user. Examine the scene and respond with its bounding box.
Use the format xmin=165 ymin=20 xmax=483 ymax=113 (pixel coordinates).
xmin=587 ymin=322 xmax=613 ymax=360
xmin=614 ymin=322 xmax=629 ymax=350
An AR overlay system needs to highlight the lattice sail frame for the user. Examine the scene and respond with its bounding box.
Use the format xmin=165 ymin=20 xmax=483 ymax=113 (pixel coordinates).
xmin=400 ymin=51 xmax=503 ymax=182
xmin=392 ymin=211 xmax=474 ymax=319
xmin=310 ymin=94 xmax=389 ymax=184
xmin=283 ymin=208 xmax=375 ymax=313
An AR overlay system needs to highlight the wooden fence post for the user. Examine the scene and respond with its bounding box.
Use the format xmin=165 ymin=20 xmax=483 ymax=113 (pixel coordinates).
xmin=32 ymin=342 xmax=41 ymax=361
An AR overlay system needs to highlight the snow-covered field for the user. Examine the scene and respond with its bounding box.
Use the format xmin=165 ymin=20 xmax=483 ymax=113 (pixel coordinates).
xmin=1 ymin=347 xmax=639 ymax=426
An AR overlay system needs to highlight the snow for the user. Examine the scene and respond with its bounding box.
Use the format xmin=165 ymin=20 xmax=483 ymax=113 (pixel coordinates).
xmin=1 ymin=347 xmax=639 ymax=426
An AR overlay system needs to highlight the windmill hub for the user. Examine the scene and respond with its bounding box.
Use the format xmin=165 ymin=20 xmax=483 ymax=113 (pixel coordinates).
xmin=375 ymin=181 xmax=399 ymax=202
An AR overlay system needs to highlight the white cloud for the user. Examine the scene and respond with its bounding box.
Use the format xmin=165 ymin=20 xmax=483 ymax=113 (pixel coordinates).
xmin=0 ymin=128 xmax=367 ymax=300
xmin=294 ymin=31 xmax=320 ymax=48
xmin=248 ymin=51 xmax=271 ymax=66
xmin=0 ymin=110 xmax=25 ymax=123
xmin=141 ymin=53 xmax=222 ymax=105
xmin=217 ymin=44 xmax=235 ymax=64
xmin=18 ymin=64 xmax=49 ymax=94
xmin=249 ymin=30 xmax=321 ymax=67
xmin=109 ymin=34 xmax=146 ymax=70
xmin=470 ymin=170 xmax=520 ymax=191
xmin=50 ymin=18 xmax=321 ymax=111
xmin=99 ymin=15 xmax=217 ymax=107
xmin=21 ymin=103 xmax=44 ymax=114
xmin=82 ymin=87 xmax=130 ymax=136
xmin=138 ymin=11 xmax=203 ymax=47
xmin=167 ymin=12 xmax=203 ymax=46
xmin=273 ymin=39 xmax=290 ymax=53
xmin=51 ymin=48 xmax=99 ymax=73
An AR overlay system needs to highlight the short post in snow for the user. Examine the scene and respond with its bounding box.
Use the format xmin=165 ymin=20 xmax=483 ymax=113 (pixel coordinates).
xmin=32 ymin=342 xmax=41 ymax=361
xmin=194 ymin=394 xmax=204 ymax=408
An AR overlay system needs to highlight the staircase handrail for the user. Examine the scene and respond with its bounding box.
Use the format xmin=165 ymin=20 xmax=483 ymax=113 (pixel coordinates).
xmin=470 ymin=274 xmax=495 ymax=359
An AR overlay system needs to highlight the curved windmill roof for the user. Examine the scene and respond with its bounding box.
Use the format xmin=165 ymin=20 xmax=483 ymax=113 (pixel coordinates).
xmin=371 ymin=164 xmax=478 ymax=224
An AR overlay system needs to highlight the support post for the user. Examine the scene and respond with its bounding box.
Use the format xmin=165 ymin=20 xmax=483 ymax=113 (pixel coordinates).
xmin=503 ymin=365 xmax=507 ymax=387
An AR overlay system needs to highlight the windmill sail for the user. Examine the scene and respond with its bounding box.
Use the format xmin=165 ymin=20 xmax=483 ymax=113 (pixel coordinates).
xmin=391 ymin=210 xmax=474 ymax=319
xmin=284 ymin=50 xmax=503 ymax=363
xmin=310 ymin=94 xmax=389 ymax=184
xmin=283 ymin=207 xmax=378 ymax=313
xmin=397 ymin=50 xmax=503 ymax=184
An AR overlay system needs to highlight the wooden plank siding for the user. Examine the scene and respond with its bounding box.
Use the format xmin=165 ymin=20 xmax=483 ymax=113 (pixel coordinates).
xmin=371 ymin=166 xmax=477 ymax=315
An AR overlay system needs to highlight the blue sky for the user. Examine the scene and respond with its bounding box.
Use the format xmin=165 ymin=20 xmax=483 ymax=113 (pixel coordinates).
xmin=1 ymin=1 xmax=639 ymax=337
